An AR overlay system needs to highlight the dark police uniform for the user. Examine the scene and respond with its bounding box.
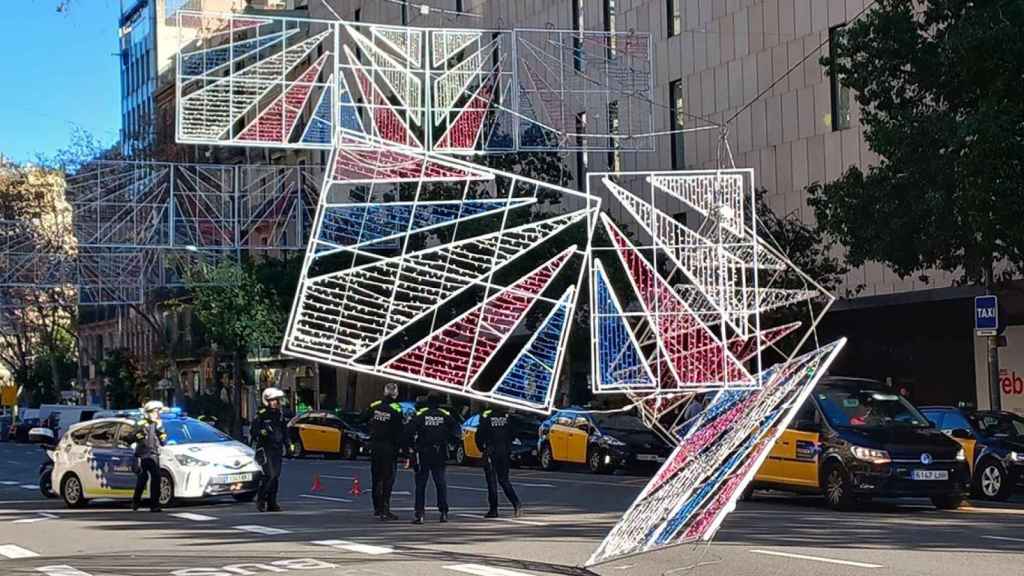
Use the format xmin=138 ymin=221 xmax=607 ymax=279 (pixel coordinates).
xmin=252 ymin=406 xmax=289 ymax=511
xmin=364 ymin=398 xmax=404 ymax=518
xmin=475 ymin=408 xmax=521 ymax=516
xmin=132 ymin=418 xmax=167 ymax=511
xmin=410 ymin=404 xmax=460 ymax=521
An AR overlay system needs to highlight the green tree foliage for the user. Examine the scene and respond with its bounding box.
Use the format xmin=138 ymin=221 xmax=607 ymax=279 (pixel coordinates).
xmin=99 ymin=349 xmax=147 ymax=410
xmin=187 ymin=260 xmax=288 ymax=355
xmin=809 ymin=0 xmax=1024 ymax=287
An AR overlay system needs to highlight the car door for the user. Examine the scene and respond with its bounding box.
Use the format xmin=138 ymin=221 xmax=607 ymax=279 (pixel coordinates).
xmin=319 ymin=415 xmax=344 ymax=455
xmin=566 ymin=416 xmax=592 ymax=464
xmin=934 ymin=410 xmax=978 ymax=474
xmin=463 ymin=416 xmax=481 ymax=459
xmin=548 ymin=414 xmax=573 ymax=461
xmin=85 ymin=422 xmax=134 ymax=496
xmin=756 ymin=402 xmax=821 ymax=488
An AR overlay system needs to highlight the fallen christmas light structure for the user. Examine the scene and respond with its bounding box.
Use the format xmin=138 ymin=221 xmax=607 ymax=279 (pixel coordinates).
xmin=169 ymin=9 xmax=845 ymax=566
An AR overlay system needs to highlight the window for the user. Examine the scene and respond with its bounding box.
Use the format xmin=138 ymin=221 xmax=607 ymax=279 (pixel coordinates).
xmin=604 ymin=0 xmax=616 ymax=59
xmin=572 ymin=0 xmax=584 ymax=73
xmin=401 ymin=2 xmax=408 ymax=25
xmin=667 ymin=0 xmax=681 ymax=37
xmin=115 ymin=424 xmax=136 ymax=448
xmin=88 ymin=422 xmax=120 ymax=448
xmin=575 ymin=112 xmax=588 ymax=191
xmin=70 ymin=427 xmax=91 ymax=445
xmin=829 ymin=25 xmax=850 ymax=131
xmin=669 ymin=79 xmax=685 ymax=169
xmin=455 ymin=0 xmax=464 ymax=13
xmin=607 ymin=101 xmax=620 ymax=172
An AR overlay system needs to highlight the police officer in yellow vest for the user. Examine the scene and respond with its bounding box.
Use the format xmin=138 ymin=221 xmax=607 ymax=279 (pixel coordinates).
xmin=409 ymin=392 xmax=460 ymax=524
xmin=364 ymin=382 xmax=404 ymax=520
xmin=132 ymin=400 xmax=168 ymax=512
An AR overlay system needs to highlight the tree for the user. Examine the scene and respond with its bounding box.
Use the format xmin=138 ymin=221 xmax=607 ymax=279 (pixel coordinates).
xmin=186 ymin=259 xmax=289 ymax=433
xmin=810 ymin=0 xmax=1024 ymax=409
xmin=99 ymin=348 xmax=148 ymax=410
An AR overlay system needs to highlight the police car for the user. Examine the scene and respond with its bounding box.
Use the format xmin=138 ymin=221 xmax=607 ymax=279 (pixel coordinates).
xmin=47 ymin=410 xmax=261 ymax=508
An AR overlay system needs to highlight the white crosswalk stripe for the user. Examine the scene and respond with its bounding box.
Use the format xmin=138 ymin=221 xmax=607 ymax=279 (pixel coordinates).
xmin=313 ymin=539 xmax=393 ymax=555
xmin=299 ymin=494 xmax=351 ymax=503
xmin=12 ymin=513 xmax=58 ymax=524
xmin=171 ymin=513 xmax=217 ymax=522
xmin=455 ymin=514 xmax=547 ymax=527
xmin=0 ymin=481 xmax=19 ymax=486
xmin=445 ymin=564 xmax=536 ymax=576
xmin=19 ymin=484 xmax=38 ymax=490
xmin=234 ymin=525 xmax=291 ymax=535
xmin=0 ymin=544 xmax=40 ymax=559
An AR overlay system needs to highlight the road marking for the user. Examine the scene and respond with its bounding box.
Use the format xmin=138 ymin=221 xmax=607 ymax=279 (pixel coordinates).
xmin=234 ymin=525 xmax=291 ymax=535
xmin=299 ymin=494 xmax=352 ymax=503
xmin=313 ymin=539 xmax=393 ymax=555
xmin=0 ymin=544 xmax=40 ymax=559
xmin=0 ymin=481 xmax=19 ymax=485
xmin=455 ymin=513 xmax=547 ymax=527
xmin=445 ymin=564 xmax=535 ymax=576
xmin=516 ymin=483 xmax=556 ymax=488
xmin=36 ymin=566 xmax=93 ymax=576
xmin=749 ymin=550 xmax=883 ymax=569
xmin=449 ymin=485 xmax=488 ymax=492
xmin=171 ymin=513 xmax=217 ymax=522
xmin=392 ymin=490 xmax=411 ymax=496
xmin=12 ymin=513 xmax=58 ymax=524
xmin=320 ymin=474 xmax=355 ymax=480
xmin=19 ymin=484 xmax=39 ymax=490
xmin=982 ymin=535 xmax=1024 ymax=543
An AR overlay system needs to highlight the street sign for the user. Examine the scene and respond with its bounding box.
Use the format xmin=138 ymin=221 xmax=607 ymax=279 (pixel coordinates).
xmin=976 ymin=295 xmax=999 ymax=336
xmin=1 ymin=386 xmax=16 ymax=406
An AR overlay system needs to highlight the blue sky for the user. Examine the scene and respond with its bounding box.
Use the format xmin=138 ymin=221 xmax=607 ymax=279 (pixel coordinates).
xmin=0 ymin=0 xmax=122 ymax=163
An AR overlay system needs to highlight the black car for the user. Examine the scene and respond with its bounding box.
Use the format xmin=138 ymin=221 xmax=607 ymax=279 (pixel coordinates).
xmin=458 ymin=412 xmax=542 ymax=467
xmin=538 ymin=407 xmax=671 ymax=473
xmin=9 ymin=417 xmax=41 ymax=443
xmin=750 ymin=378 xmax=970 ymax=510
xmin=920 ymin=406 xmax=1024 ymax=500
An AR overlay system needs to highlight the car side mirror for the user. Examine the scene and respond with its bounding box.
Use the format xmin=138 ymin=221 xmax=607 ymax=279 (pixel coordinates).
xmin=28 ymin=427 xmax=56 ymax=448
xmin=950 ymin=428 xmax=973 ymax=440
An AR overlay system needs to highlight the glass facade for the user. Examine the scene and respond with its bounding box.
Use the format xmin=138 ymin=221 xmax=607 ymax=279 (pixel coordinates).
xmin=120 ymin=0 xmax=156 ymax=157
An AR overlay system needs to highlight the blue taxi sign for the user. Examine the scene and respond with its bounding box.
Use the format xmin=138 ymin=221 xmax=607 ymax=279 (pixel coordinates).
xmin=975 ymin=295 xmax=998 ymax=336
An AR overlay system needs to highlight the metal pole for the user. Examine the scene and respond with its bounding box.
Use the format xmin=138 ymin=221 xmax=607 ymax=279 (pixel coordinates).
xmin=988 ymin=335 xmax=1001 ymax=411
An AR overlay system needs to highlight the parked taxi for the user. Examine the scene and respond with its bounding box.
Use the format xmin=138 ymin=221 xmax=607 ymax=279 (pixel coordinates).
xmin=537 ymin=407 xmax=670 ymax=473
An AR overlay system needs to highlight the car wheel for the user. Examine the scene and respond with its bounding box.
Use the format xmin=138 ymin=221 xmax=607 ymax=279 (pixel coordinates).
xmin=291 ymin=439 xmax=305 ymax=459
xmin=588 ymin=449 xmax=606 ymax=474
xmin=931 ymin=493 xmax=965 ymax=510
xmin=343 ymin=441 xmax=357 ymax=460
xmin=974 ymin=459 xmax=1012 ymax=501
xmin=232 ymin=492 xmax=257 ymax=503
xmin=61 ymin=473 xmax=87 ymax=509
xmin=539 ymin=443 xmax=558 ymax=471
xmin=157 ymin=471 xmax=175 ymax=508
xmin=454 ymin=445 xmax=466 ymax=466
xmin=823 ymin=462 xmax=856 ymax=511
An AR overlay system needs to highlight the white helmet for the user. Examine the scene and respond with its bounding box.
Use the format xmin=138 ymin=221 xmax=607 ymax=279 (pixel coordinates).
xmin=143 ymin=400 xmax=165 ymax=413
xmin=262 ymin=387 xmax=285 ymax=405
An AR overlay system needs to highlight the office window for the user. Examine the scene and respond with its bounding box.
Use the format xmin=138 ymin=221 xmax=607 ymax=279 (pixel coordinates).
xmin=604 ymin=0 xmax=616 ymax=59
xmin=607 ymin=101 xmax=620 ymax=172
xmin=576 ymin=112 xmax=588 ymax=191
xmin=401 ymin=2 xmax=408 ymax=25
xmin=669 ymin=79 xmax=685 ymax=170
xmin=829 ymin=25 xmax=850 ymax=131
xmin=456 ymin=0 xmax=464 ymax=12
xmin=572 ymin=0 xmax=584 ymax=73
xmin=667 ymin=0 xmax=681 ymax=37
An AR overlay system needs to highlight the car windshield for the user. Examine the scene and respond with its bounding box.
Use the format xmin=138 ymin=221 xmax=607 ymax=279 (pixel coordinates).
xmin=594 ymin=414 xmax=648 ymax=432
xmin=971 ymin=413 xmax=1024 ymax=438
xmin=816 ymin=388 xmax=931 ymax=429
xmin=163 ymin=419 xmax=232 ymax=445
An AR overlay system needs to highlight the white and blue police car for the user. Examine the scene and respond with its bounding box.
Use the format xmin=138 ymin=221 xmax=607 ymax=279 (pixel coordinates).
xmin=48 ymin=410 xmax=261 ymax=508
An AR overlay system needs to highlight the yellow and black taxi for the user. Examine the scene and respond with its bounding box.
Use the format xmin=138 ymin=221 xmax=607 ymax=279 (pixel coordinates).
xmin=750 ymin=377 xmax=970 ymax=510
xmin=457 ymin=411 xmax=542 ymax=466
xmin=919 ymin=406 xmax=1024 ymax=501
xmin=537 ymin=407 xmax=670 ymax=473
xmin=287 ymin=410 xmax=370 ymax=459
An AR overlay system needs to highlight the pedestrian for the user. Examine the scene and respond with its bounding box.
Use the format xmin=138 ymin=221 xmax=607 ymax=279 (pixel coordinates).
xmin=475 ymin=406 xmax=522 ymax=518
xmin=364 ymin=382 xmax=404 ymax=521
xmin=132 ymin=400 xmax=168 ymax=512
xmin=409 ymin=392 xmax=460 ymax=524
xmin=252 ymin=387 xmax=289 ymax=512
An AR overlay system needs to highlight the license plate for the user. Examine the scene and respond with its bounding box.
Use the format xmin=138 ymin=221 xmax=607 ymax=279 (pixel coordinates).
xmin=222 ymin=473 xmax=253 ymax=483
xmin=637 ymin=454 xmax=665 ymax=463
xmin=911 ymin=470 xmax=948 ymax=481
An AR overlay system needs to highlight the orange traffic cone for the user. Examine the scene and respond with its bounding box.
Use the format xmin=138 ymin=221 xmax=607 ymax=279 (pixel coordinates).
xmin=311 ymin=472 xmax=324 ymax=493
xmin=349 ymin=475 xmax=362 ymax=496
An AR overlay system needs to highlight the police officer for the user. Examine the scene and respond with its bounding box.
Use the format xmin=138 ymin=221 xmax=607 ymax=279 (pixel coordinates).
xmin=132 ymin=400 xmax=168 ymax=512
xmin=475 ymin=406 xmax=522 ymax=518
xmin=252 ymin=387 xmax=289 ymax=512
xmin=365 ymin=382 xmax=404 ymax=520
xmin=409 ymin=392 xmax=459 ymax=524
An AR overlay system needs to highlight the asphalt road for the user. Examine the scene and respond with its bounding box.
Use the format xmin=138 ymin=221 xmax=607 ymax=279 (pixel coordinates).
xmin=0 ymin=441 xmax=1022 ymax=576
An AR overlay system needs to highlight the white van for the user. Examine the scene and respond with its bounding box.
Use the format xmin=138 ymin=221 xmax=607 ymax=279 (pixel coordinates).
xmin=37 ymin=405 xmax=103 ymax=439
